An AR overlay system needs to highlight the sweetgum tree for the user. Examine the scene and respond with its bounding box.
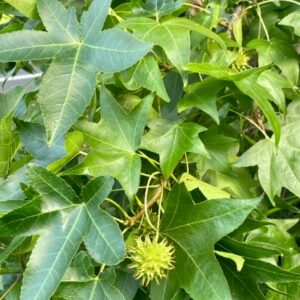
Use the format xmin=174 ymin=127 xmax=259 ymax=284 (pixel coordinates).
xmin=0 ymin=0 xmax=300 ymax=299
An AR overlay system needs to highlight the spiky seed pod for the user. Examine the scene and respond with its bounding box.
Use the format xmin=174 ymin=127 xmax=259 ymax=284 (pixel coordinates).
xmin=127 ymin=235 xmax=175 ymax=286
xmin=233 ymin=50 xmax=251 ymax=71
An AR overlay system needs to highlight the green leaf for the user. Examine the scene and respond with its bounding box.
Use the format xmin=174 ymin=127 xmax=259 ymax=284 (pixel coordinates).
xmin=0 ymin=0 xmax=152 ymax=144
xmin=37 ymin=0 xmax=79 ymax=42
xmin=48 ymin=131 xmax=84 ymax=173
xmin=120 ymin=17 xmax=225 ymax=76
xmin=16 ymin=121 xmax=66 ymax=166
xmin=218 ymin=236 xmax=280 ymax=259
xmin=234 ymin=73 xmax=281 ymax=145
xmin=247 ymin=32 xmax=299 ymax=85
xmin=82 ymin=177 xmax=125 ymax=265
xmin=161 ymin=183 xmax=261 ymax=300
xmin=150 ymin=270 xmax=179 ymax=300
xmin=28 ymin=166 xmax=78 ymax=206
xmin=0 ymin=86 xmax=26 ymax=119
xmin=142 ymin=119 xmax=207 ymax=178
xmin=279 ymin=9 xmax=300 ymax=37
xmin=3 ymin=0 xmax=38 ymax=18
xmin=257 ymin=70 xmax=292 ymax=112
xmin=236 ymin=121 xmax=300 ymax=202
xmin=0 ymin=115 xmax=20 ymax=178
xmin=120 ymin=54 xmax=170 ymax=102
xmin=21 ymin=207 xmax=87 ymax=300
xmin=64 ymin=88 xmax=152 ymax=198
xmin=57 ymin=270 xmax=125 ymax=300
xmin=38 ymin=56 xmax=97 ymax=145
xmin=0 ymin=31 xmax=75 ymax=63
xmin=133 ymin=0 xmax=183 ymax=17
xmin=178 ymin=77 xmax=227 ymax=123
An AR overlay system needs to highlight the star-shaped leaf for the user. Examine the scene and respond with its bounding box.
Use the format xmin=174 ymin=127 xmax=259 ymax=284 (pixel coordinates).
xmin=235 ymin=121 xmax=300 ymax=204
xmin=0 ymin=167 xmax=125 ymax=300
xmin=120 ymin=18 xmax=225 ymax=78
xmin=0 ymin=0 xmax=152 ymax=144
xmin=160 ymin=183 xmax=261 ymax=300
xmin=64 ymin=88 xmax=152 ymax=199
xmin=142 ymin=119 xmax=207 ymax=178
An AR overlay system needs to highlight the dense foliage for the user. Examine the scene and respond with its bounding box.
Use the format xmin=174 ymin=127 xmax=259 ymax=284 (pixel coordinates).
xmin=0 ymin=0 xmax=299 ymax=299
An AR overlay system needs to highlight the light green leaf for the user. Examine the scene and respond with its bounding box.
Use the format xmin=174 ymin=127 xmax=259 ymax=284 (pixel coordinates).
xmin=0 ymin=115 xmax=20 ymax=178
xmin=3 ymin=0 xmax=38 ymax=18
xmin=180 ymin=172 xmax=230 ymax=200
xmin=279 ymin=9 xmax=300 ymax=36
xmin=161 ymin=183 xmax=261 ymax=300
xmin=120 ymin=54 xmax=170 ymax=102
xmin=142 ymin=119 xmax=207 ymax=178
xmin=236 ymin=121 xmax=300 ymax=202
xmin=64 ymin=88 xmax=152 ymax=198
xmin=214 ymin=250 xmax=245 ymax=272
xmin=48 ymin=131 xmax=84 ymax=173
xmin=21 ymin=207 xmax=87 ymax=300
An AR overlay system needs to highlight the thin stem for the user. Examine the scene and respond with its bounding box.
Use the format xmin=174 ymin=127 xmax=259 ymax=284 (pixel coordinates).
xmin=226 ymin=108 xmax=271 ymax=141
xmin=105 ymin=198 xmax=130 ymax=219
xmin=127 ymin=175 xmax=163 ymax=226
xmin=185 ymin=153 xmax=190 ymax=174
xmin=108 ymin=8 xmax=124 ymax=22
xmin=183 ymin=2 xmax=210 ymax=13
xmin=113 ymin=217 xmax=126 ymax=224
xmin=155 ymin=180 xmax=164 ymax=241
xmin=112 ymin=184 xmax=160 ymax=192
xmin=256 ymin=6 xmax=270 ymax=41
xmin=144 ymin=172 xmax=161 ymax=233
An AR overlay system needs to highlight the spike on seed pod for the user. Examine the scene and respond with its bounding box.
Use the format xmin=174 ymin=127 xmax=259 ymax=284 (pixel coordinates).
xmin=127 ymin=235 xmax=175 ymax=286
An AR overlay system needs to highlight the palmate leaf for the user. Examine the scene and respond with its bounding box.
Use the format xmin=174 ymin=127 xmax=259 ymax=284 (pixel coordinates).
xmin=142 ymin=119 xmax=207 ymax=178
xmin=64 ymin=88 xmax=152 ymax=198
xmin=0 ymin=0 xmax=152 ymax=145
xmin=120 ymin=17 xmax=225 ymax=78
xmin=161 ymin=183 xmax=261 ymax=300
xmin=0 ymin=167 xmax=125 ymax=300
xmin=235 ymin=121 xmax=300 ymax=203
